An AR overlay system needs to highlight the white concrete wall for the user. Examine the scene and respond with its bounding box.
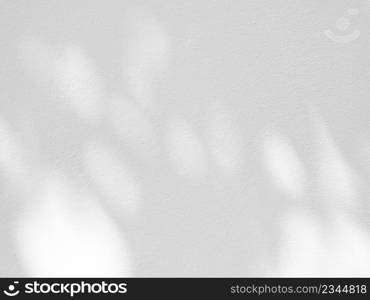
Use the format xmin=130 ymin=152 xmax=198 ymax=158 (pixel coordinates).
xmin=0 ymin=0 xmax=370 ymax=276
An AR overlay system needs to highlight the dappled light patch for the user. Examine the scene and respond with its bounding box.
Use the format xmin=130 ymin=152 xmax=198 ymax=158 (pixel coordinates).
xmin=312 ymin=111 xmax=358 ymax=210
xmin=0 ymin=117 xmax=25 ymax=183
xmin=261 ymin=130 xmax=306 ymax=200
xmin=83 ymin=141 xmax=141 ymax=219
xmin=14 ymin=174 xmax=132 ymax=277
xmin=204 ymin=101 xmax=244 ymax=176
xmin=54 ymin=46 xmax=104 ymax=121
xmin=164 ymin=117 xmax=208 ymax=182
xmin=121 ymin=7 xmax=170 ymax=107
xmin=108 ymin=97 xmax=160 ymax=163
xmin=277 ymin=209 xmax=370 ymax=276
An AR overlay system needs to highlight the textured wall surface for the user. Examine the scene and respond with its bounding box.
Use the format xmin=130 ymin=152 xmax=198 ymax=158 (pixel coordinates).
xmin=1 ymin=0 xmax=370 ymax=277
